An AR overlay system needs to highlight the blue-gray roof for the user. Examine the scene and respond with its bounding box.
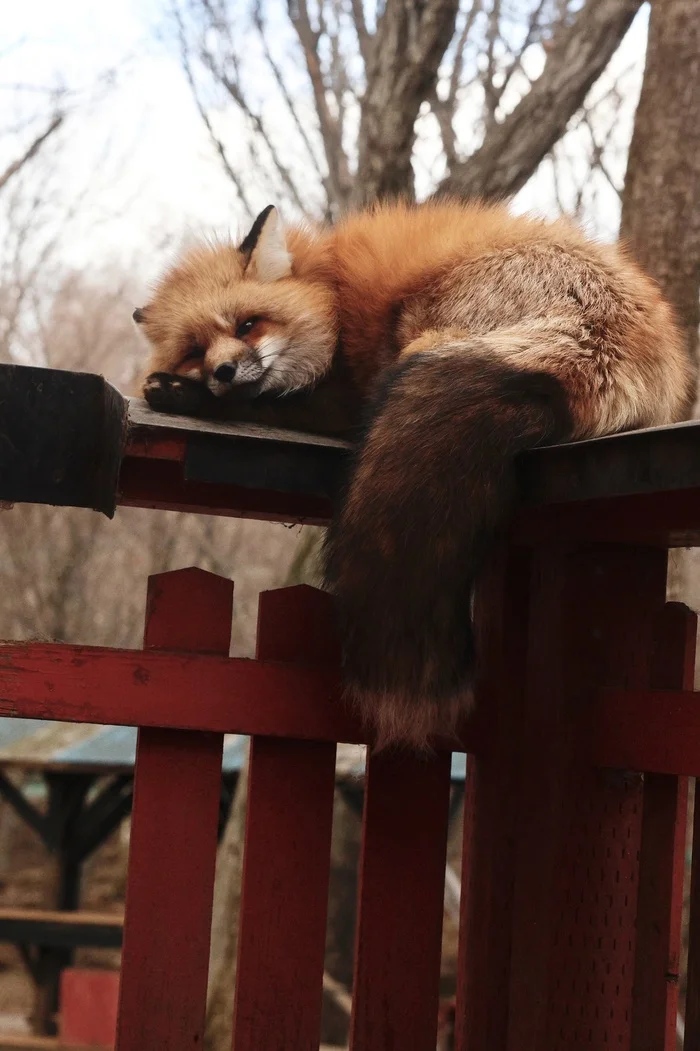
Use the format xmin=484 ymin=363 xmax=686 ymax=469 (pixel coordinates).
xmin=0 ymin=719 xmax=466 ymax=782
xmin=0 ymin=719 xmax=246 ymax=774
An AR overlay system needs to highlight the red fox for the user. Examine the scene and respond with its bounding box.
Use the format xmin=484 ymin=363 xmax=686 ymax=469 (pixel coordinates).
xmin=136 ymin=200 xmax=692 ymax=749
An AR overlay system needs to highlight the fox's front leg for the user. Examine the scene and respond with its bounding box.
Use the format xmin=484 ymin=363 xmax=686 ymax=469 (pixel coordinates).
xmin=143 ymin=373 xmax=220 ymax=416
xmin=143 ymin=371 xmax=360 ymax=439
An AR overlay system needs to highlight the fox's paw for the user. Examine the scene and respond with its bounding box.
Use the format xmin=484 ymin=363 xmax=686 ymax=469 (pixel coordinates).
xmin=143 ymin=372 xmax=213 ymax=416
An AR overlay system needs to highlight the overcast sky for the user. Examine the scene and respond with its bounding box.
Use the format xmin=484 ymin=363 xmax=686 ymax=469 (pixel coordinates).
xmin=3 ymin=0 xmax=245 ymax=281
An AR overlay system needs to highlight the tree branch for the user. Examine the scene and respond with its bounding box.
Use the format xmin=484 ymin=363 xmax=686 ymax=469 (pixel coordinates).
xmin=252 ymin=0 xmax=331 ymax=210
xmin=352 ymin=0 xmax=461 ymax=206
xmin=0 ymin=113 xmax=63 ymax=195
xmin=288 ymin=0 xmax=353 ymax=209
xmin=173 ymin=9 xmax=254 ymax=215
xmin=350 ymin=0 xmax=372 ymax=68
xmin=430 ymin=0 xmax=483 ymax=169
xmin=482 ymin=0 xmax=502 ymax=135
xmin=436 ymin=0 xmax=642 ymax=201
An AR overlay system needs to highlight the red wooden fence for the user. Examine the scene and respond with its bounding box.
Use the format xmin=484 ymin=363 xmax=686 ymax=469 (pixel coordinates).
xmin=1 ymin=550 xmax=699 ymax=1050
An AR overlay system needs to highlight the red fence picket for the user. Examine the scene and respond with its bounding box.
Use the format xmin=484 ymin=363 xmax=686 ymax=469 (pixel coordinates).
xmin=232 ymin=587 xmax=338 ymax=1051
xmin=349 ymin=749 xmax=452 ymax=1051
xmin=630 ymin=602 xmax=696 ymax=1051
xmin=116 ymin=569 xmax=232 ymax=1051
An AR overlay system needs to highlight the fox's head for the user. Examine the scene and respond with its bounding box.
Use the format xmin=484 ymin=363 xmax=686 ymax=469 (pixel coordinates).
xmin=135 ymin=206 xmax=337 ymax=398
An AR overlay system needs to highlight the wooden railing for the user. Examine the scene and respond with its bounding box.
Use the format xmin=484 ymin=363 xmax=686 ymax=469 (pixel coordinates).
xmin=0 ymin=569 xmax=462 ymax=1049
xmin=3 ymin=366 xmax=700 ymax=1049
xmin=1 ymin=558 xmax=699 ymax=1050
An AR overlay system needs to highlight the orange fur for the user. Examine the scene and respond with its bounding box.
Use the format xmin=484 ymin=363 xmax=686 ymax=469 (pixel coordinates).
xmin=139 ymin=200 xmax=692 ymax=429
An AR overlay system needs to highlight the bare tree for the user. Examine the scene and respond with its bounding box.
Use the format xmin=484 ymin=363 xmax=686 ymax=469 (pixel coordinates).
xmin=171 ymin=0 xmax=643 ymax=219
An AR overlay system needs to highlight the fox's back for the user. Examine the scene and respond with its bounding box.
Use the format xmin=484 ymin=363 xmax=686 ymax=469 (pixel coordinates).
xmin=321 ymin=200 xmax=690 ymax=426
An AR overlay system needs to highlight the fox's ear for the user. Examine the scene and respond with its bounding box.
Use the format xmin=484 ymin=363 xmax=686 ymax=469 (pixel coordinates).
xmin=132 ymin=307 xmax=148 ymax=324
xmin=239 ymin=205 xmax=292 ymax=282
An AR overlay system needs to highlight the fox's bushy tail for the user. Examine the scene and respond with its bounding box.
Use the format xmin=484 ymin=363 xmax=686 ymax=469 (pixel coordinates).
xmin=323 ymin=332 xmax=575 ymax=750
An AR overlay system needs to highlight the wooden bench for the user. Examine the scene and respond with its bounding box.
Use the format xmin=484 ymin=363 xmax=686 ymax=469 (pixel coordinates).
xmin=0 ymin=910 xmax=123 ymax=951
xmin=0 ymin=1036 xmax=98 ymax=1049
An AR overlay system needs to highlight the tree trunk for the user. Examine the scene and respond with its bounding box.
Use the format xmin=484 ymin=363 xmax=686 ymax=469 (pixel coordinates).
xmin=321 ymin=789 xmax=362 ymax=1045
xmin=619 ymin=0 xmax=700 ymax=636
xmin=619 ymin=0 xmax=700 ymax=363
xmin=204 ymin=767 xmax=248 ymax=1051
xmin=352 ymin=0 xmax=460 ymax=207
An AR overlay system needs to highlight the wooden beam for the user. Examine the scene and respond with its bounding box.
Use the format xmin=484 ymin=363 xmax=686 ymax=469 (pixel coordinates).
xmin=0 ymin=639 xmax=481 ymax=752
xmin=587 ymin=687 xmax=700 ymax=775
xmin=0 ymin=364 xmax=126 ymax=516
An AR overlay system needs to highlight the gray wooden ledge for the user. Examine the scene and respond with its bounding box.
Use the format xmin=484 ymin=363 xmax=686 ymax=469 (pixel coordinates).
xmin=3 ymin=363 xmax=700 ymax=542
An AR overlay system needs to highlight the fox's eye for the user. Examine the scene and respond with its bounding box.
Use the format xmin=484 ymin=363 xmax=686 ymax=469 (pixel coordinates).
xmin=183 ymin=342 xmax=206 ymax=363
xmin=236 ymin=316 xmax=261 ymax=338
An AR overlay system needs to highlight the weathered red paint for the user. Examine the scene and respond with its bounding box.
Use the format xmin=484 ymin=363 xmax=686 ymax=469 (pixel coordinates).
xmin=116 ymin=569 xmax=231 ymax=1051
xmin=0 ymin=642 xmax=353 ymax=742
xmin=504 ymin=545 xmax=669 ymax=1051
xmin=232 ymin=588 xmax=338 ymax=1051
xmin=630 ymin=602 xmax=695 ymax=1051
xmin=118 ymin=456 xmax=333 ymax=526
xmin=60 ymin=968 xmax=119 ymax=1047
xmin=0 ymin=640 xmax=483 ymax=753
xmin=349 ymin=748 xmax=452 ymax=1051
xmin=684 ymin=785 xmax=700 ymax=1048
xmin=2 ymin=525 xmax=700 ymax=1051
xmin=588 ymin=687 xmax=700 ymax=776
xmin=455 ymin=549 xmax=533 ymax=1051
xmin=125 ymin=435 xmax=187 ymax=462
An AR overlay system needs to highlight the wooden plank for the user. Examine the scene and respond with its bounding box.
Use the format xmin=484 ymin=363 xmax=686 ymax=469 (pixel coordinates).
xmin=0 ymin=642 xmax=350 ymax=742
xmin=630 ymin=602 xmax=696 ymax=1050
xmin=685 ymin=782 xmax=700 ymax=1049
xmin=349 ymin=749 xmax=452 ymax=1051
xmin=233 ymin=587 xmax=338 ymax=1051
xmin=116 ymin=569 xmax=231 ymax=1051
xmin=59 ymin=968 xmax=119 ymax=1047
xmin=522 ymin=416 xmax=700 ymax=506
xmin=117 ymin=456 xmax=334 ymax=526
xmin=8 ymin=363 xmax=700 ymax=539
xmin=0 ymin=364 xmax=126 ymax=516
xmin=587 ymin=687 xmax=700 ymax=775
xmin=0 ymin=909 xmax=122 ymax=928
xmin=125 ymin=435 xmax=186 ymax=461
xmin=455 ymin=550 xmax=533 ymax=1051
xmin=0 ymin=909 xmax=123 ymax=950
xmin=127 ymin=397 xmax=351 ymax=449
xmin=0 ymin=642 xmax=481 ymax=752
xmin=0 ymin=1037 xmax=93 ymax=1050
xmin=185 ymin=433 xmax=343 ymax=500
xmin=515 ymin=486 xmax=700 ymax=549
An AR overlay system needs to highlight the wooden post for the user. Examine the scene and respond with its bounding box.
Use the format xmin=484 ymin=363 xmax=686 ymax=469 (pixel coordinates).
xmin=349 ymin=748 xmax=452 ymax=1051
xmin=505 ymin=544 xmax=669 ymax=1051
xmin=232 ymin=586 xmax=338 ymax=1051
xmin=116 ymin=568 xmax=232 ymax=1051
xmin=455 ymin=549 xmax=533 ymax=1051
xmin=630 ymin=602 xmax=695 ymax=1050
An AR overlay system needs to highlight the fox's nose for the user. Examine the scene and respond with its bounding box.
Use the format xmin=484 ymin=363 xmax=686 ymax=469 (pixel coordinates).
xmin=214 ymin=362 xmax=237 ymax=384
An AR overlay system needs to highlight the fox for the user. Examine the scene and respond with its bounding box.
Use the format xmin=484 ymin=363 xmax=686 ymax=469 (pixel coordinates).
xmin=135 ymin=199 xmax=693 ymax=749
